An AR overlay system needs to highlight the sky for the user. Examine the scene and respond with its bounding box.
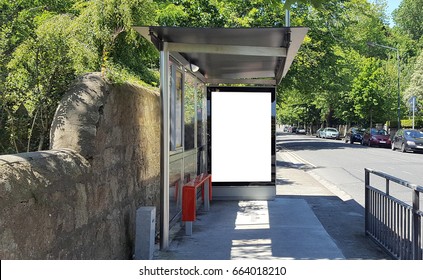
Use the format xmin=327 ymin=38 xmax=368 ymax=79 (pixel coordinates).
xmin=386 ymin=0 xmax=401 ymax=14
xmin=385 ymin=0 xmax=402 ymax=25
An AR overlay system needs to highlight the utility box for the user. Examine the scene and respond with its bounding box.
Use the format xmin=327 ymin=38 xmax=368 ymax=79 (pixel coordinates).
xmin=135 ymin=206 xmax=156 ymax=260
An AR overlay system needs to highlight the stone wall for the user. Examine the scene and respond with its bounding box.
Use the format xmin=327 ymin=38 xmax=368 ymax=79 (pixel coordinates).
xmin=0 ymin=73 xmax=161 ymax=259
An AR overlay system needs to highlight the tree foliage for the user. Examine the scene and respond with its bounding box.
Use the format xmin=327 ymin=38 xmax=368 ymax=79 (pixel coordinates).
xmin=404 ymin=51 xmax=423 ymax=111
xmin=351 ymin=57 xmax=388 ymax=126
xmin=1 ymin=0 xmax=422 ymax=154
xmin=5 ymin=14 xmax=78 ymax=151
xmin=392 ymin=0 xmax=423 ymax=41
xmin=278 ymin=0 xmax=421 ymax=130
xmin=0 ymin=0 xmax=158 ymax=154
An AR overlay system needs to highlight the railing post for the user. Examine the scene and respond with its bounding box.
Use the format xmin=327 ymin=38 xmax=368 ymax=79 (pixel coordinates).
xmin=412 ymin=189 xmax=421 ymax=259
xmin=364 ymin=169 xmax=423 ymax=260
xmin=365 ymin=168 xmax=370 ymax=234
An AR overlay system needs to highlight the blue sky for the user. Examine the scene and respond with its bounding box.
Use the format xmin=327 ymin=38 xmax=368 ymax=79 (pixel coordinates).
xmin=385 ymin=0 xmax=401 ymax=25
xmin=386 ymin=0 xmax=401 ymax=14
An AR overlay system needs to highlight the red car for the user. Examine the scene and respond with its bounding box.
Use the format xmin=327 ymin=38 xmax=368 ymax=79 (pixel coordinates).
xmin=362 ymin=128 xmax=391 ymax=148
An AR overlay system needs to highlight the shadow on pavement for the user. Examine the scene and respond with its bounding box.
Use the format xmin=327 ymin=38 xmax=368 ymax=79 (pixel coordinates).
xmin=278 ymin=194 xmax=392 ymax=259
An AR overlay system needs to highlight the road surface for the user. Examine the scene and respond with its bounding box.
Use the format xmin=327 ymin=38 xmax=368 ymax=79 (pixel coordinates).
xmin=277 ymin=132 xmax=423 ymax=207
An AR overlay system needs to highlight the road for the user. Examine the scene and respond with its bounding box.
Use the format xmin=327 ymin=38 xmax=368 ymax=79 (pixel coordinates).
xmin=277 ymin=132 xmax=423 ymax=207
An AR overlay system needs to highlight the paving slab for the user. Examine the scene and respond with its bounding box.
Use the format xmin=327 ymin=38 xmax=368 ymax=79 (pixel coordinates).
xmin=154 ymin=198 xmax=345 ymax=260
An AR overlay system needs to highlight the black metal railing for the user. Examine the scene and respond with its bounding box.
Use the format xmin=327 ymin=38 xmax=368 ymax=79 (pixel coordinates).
xmin=365 ymin=168 xmax=423 ymax=259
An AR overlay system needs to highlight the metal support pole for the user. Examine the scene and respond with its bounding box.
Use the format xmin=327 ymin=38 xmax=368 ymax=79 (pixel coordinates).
xmin=285 ymin=9 xmax=290 ymax=27
xmin=412 ymin=96 xmax=415 ymax=129
xmin=185 ymin=221 xmax=193 ymax=236
xmin=396 ymin=49 xmax=401 ymax=130
xmin=160 ymin=42 xmax=170 ymax=250
xmin=412 ymin=189 xmax=421 ymax=259
xmin=365 ymin=169 xmax=370 ymax=234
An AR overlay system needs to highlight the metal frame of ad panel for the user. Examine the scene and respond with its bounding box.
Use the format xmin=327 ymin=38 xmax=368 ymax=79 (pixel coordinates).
xmin=207 ymin=86 xmax=276 ymax=199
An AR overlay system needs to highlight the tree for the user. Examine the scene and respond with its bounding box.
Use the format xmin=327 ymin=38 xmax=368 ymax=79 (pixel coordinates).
xmin=404 ymin=51 xmax=423 ymax=113
xmin=350 ymin=57 xmax=392 ymax=127
xmin=156 ymin=0 xmax=225 ymax=27
xmin=284 ymin=0 xmax=336 ymax=10
xmin=278 ymin=2 xmax=351 ymax=127
xmin=5 ymin=14 xmax=81 ymax=152
xmin=71 ymin=0 xmax=158 ymax=84
xmin=1 ymin=0 xmax=421 ymax=154
xmin=156 ymin=0 xmax=290 ymax=28
xmin=277 ymin=0 xmax=407 ymax=129
xmin=0 ymin=0 xmax=159 ymax=154
xmin=1 ymin=1 xmax=82 ymax=153
xmin=392 ymin=0 xmax=423 ymax=41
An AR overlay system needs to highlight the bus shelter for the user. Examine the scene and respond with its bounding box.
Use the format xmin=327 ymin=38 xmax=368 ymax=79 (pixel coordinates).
xmin=133 ymin=26 xmax=308 ymax=249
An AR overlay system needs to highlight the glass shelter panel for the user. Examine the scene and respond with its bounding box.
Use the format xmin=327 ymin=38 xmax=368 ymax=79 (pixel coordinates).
xmin=167 ymin=58 xmax=208 ymax=225
xmin=170 ymin=63 xmax=183 ymax=151
xmin=184 ymin=73 xmax=196 ymax=151
xmin=197 ymin=83 xmax=206 ymax=148
xmin=197 ymin=83 xmax=207 ymax=174
xmin=184 ymin=150 xmax=197 ymax=183
xmin=169 ymin=157 xmax=182 ymax=223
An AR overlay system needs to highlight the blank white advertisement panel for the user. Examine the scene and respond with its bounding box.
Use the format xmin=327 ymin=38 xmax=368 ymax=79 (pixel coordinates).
xmin=212 ymin=91 xmax=271 ymax=182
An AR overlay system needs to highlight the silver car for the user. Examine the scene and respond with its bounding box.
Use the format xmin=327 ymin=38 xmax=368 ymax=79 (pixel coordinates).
xmin=321 ymin=127 xmax=339 ymax=139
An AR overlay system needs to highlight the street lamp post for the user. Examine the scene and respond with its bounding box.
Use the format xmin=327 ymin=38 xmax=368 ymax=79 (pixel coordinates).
xmin=367 ymin=42 xmax=401 ymax=130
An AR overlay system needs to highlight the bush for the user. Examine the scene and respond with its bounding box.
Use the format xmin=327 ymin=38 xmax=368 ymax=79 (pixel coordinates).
xmin=388 ymin=118 xmax=423 ymax=129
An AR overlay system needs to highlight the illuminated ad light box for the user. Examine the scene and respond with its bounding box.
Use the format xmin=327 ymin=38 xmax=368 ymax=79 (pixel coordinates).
xmin=209 ymin=87 xmax=275 ymax=186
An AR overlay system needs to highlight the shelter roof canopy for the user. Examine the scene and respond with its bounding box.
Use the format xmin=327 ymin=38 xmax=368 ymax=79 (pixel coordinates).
xmin=133 ymin=26 xmax=308 ymax=85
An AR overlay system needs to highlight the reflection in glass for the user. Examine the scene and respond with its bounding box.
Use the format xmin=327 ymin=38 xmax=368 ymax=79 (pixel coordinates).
xmin=184 ymin=73 xmax=196 ymax=150
xmin=167 ymin=64 xmax=208 ymax=226
xmin=170 ymin=64 xmax=183 ymax=151
xmin=197 ymin=83 xmax=206 ymax=149
xmin=197 ymin=83 xmax=207 ymax=174
xmin=169 ymin=158 xmax=182 ymax=223
xmin=184 ymin=152 xmax=197 ymax=183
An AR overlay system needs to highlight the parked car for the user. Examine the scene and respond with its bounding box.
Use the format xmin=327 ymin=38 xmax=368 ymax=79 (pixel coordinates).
xmin=362 ymin=128 xmax=391 ymax=148
xmin=391 ymin=129 xmax=423 ymax=153
xmin=296 ymin=128 xmax=306 ymax=134
xmin=316 ymin=128 xmax=323 ymax=138
xmin=288 ymin=126 xmax=297 ymax=133
xmin=344 ymin=127 xmax=365 ymax=144
xmin=321 ymin=127 xmax=340 ymax=139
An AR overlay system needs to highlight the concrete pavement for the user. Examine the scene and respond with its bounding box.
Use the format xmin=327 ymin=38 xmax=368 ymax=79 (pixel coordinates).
xmin=153 ymin=135 xmax=391 ymax=260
